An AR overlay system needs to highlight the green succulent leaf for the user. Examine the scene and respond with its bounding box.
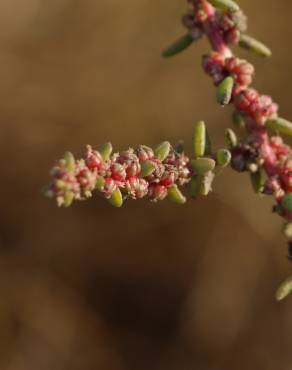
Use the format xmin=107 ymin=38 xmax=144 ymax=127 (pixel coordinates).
xmin=109 ymin=189 xmax=123 ymax=208
xmin=154 ymin=141 xmax=171 ymax=161
xmin=140 ymin=160 xmax=156 ymax=177
xmin=225 ymin=128 xmax=238 ymax=149
xmin=217 ymin=148 xmax=232 ymax=167
xmin=98 ymin=142 xmax=113 ymax=161
xmin=266 ymin=117 xmax=292 ymax=137
xmin=250 ymin=169 xmax=265 ymax=194
xmin=216 ymin=76 xmax=234 ymax=106
xmin=193 ymin=121 xmax=206 ymax=158
xmin=191 ymin=158 xmax=216 ymax=174
xmin=208 ymin=0 xmax=240 ymax=12
xmin=162 ymin=33 xmax=194 ymax=58
xmin=239 ymin=34 xmax=272 ymax=58
xmin=167 ymin=185 xmax=186 ymax=204
xmin=275 ymin=275 xmax=292 ymax=301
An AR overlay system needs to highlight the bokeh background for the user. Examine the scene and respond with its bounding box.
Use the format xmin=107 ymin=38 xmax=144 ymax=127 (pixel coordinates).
xmin=1 ymin=0 xmax=292 ymax=369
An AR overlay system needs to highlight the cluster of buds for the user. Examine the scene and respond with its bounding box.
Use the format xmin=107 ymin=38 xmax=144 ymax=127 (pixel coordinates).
xmin=46 ymin=0 xmax=292 ymax=300
xmin=46 ymin=142 xmax=192 ymax=207
xmin=183 ymin=0 xmax=247 ymax=45
xmin=46 ymin=122 xmax=232 ymax=207
xmin=235 ymin=89 xmax=278 ymax=125
xmin=202 ymin=52 xmax=254 ymax=93
xmin=215 ymin=9 xmax=247 ymax=45
xmin=163 ymin=0 xmax=292 ymax=298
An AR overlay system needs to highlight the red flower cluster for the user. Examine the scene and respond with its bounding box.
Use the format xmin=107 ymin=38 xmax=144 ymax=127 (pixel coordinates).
xmin=46 ymin=144 xmax=192 ymax=207
xmin=235 ymin=89 xmax=278 ymax=125
xmin=215 ymin=10 xmax=247 ymax=45
xmin=202 ymin=52 xmax=254 ymax=93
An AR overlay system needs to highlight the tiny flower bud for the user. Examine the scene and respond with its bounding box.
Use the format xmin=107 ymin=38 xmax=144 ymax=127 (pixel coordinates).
xmin=191 ymin=158 xmax=216 ymax=174
xmin=85 ymin=146 xmax=105 ymax=171
xmin=239 ymin=34 xmax=272 ymax=58
xmin=162 ymin=33 xmax=194 ymax=58
xmin=136 ymin=145 xmax=154 ymax=161
xmin=167 ymin=185 xmax=186 ymax=204
xmin=148 ymin=184 xmax=168 ymax=202
xmin=200 ymin=171 xmax=215 ymax=196
xmin=103 ymin=178 xmax=117 ymax=198
xmin=216 ymin=76 xmax=234 ymax=106
xmin=208 ymin=0 xmax=240 ymax=13
xmin=266 ymin=117 xmax=292 ymax=137
xmin=283 ymin=222 xmax=292 ymax=239
xmin=125 ymin=177 xmax=148 ymax=199
xmin=247 ymin=163 xmax=258 ymax=173
xmin=110 ymin=163 xmax=126 ymax=182
xmin=193 ymin=120 xmax=206 ymax=157
xmin=216 ymin=148 xmax=232 ymax=167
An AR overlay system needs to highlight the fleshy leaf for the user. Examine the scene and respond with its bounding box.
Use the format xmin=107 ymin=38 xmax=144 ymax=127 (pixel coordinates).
xmin=193 ymin=121 xmax=206 ymax=158
xmin=250 ymin=169 xmax=265 ymax=193
xmin=275 ymin=275 xmax=292 ymax=301
xmin=98 ymin=142 xmax=113 ymax=161
xmin=109 ymin=189 xmax=123 ymax=208
xmin=162 ymin=33 xmax=194 ymax=58
xmin=216 ymin=76 xmax=234 ymax=106
xmin=225 ymin=128 xmax=238 ymax=149
xmin=208 ymin=0 xmax=240 ymax=12
xmin=239 ymin=34 xmax=271 ymax=58
xmin=266 ymin=117 xmax=292 ymax=137
xmin=191 ymin=158 xmax=216 ymax=174
xmin=154 ymin=141 xmax=171 ymax=161
xmin=140 ymin=160 xmax=156 ymax=177
xmin=217 ymin=148 xmax=231 ymax=167
xmin=167 ymin=185 xmax=186 ymax=204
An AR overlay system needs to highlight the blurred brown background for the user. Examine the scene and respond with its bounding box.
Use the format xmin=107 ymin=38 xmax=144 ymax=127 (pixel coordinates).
xmin=0 ymin=0 xmax=292 ymax=369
